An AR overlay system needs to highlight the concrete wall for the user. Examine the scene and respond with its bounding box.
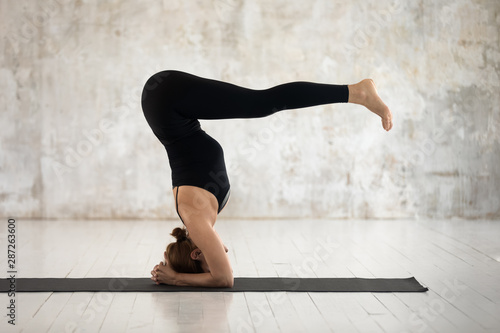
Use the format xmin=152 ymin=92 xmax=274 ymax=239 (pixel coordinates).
xmin=1 ymin=0 xmax=499 ymax=219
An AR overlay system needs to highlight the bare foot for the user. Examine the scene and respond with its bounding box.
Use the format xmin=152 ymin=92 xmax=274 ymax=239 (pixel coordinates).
xmin=348 ymin=79 xmax=393 ymax=131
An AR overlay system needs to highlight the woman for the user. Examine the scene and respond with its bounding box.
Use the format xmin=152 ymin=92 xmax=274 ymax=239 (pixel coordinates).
xmin=142 ymin=70 xmax=392 ymax=287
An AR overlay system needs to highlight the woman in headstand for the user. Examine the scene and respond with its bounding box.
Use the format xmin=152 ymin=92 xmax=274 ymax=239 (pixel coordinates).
xmin=143 ymin=70 xmax=392 ymax=287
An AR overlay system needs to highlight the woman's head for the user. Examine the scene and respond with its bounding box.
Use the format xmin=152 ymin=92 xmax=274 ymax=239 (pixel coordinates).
xmin=165 ymin=227 xmax=205 ymax=274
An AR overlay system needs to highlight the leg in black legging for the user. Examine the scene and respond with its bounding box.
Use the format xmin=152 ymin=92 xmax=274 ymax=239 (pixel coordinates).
xmin=164 ymin=70 xmax=349 ymax=120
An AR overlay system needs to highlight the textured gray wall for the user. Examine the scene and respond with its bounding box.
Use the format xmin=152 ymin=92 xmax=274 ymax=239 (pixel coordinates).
xmin=1 ymin=0 xmax=499 ymax=219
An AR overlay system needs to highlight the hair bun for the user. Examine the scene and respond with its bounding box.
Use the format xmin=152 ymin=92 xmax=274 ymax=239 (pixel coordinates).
xmin=171 ymin=227 xmax=188 ymax=242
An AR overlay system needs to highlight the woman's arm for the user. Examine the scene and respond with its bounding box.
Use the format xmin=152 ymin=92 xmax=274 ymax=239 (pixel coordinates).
xmin=182 ymin=215 xmax=233 ymax=287
xmin=174 ymin=272 xmax=229 ymax=287
xmin=153 ymin=260 xmax=231 ymax=287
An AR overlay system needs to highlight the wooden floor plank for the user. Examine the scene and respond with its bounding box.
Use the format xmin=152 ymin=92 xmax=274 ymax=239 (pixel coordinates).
xmin=266 ymin=292 xmax=307 ymax=333
xmin=309 ymin=293 xmax=358 ymax=333
xmin=19 ymin=293 xmax=73 ymax=333
xmin=225 ymin=292 xmax=253 ymax=333
xmin=100 ymin=293 xmax=136 ymax=332
xmin=288 ymin=292 xmax=332 ymax=332
xmin=47 ymin=292 xmax=99 ymax=333
xmin=243 ymin=292 xmax=281 ymax=332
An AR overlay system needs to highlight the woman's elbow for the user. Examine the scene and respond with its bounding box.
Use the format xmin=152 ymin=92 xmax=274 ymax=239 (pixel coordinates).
xmin=214 ymin=275 xmax=234 ymax=288
xmin=225 ymin=276 xmax=234 ymax=288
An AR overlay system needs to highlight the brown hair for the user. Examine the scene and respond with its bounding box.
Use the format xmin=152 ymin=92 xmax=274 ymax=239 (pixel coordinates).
xmin=165 ymin=227 xmax=204 ymax=274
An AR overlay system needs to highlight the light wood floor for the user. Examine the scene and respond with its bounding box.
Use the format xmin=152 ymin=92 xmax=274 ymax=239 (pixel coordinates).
xmin=1 ymin=219 xmax=499 ymax=333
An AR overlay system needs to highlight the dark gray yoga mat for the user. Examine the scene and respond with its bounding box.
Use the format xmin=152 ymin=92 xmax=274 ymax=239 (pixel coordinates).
xmin=0 ymin=277 xmax=427 ymax=292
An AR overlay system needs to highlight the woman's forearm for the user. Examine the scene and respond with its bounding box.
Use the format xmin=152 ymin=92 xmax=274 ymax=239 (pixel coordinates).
xmin=174 ymin=272 xmax=233 ymax=288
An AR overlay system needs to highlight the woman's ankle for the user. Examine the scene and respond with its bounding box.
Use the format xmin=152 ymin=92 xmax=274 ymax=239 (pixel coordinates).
xmin=347 ymin=82 xmax=366 ymax=105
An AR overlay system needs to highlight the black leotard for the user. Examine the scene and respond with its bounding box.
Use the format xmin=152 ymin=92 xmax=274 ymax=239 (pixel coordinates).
xmin=141 ymin=70 xmax=348 ymax=219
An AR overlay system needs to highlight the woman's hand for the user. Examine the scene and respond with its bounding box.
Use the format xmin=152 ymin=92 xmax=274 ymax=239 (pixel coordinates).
xmin=151 ymin=252 xmax=178 ymax=285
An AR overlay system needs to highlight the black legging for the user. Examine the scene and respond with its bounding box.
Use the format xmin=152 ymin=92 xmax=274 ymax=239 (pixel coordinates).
xmin=141 ymin=70 xmax=348 ymax=219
